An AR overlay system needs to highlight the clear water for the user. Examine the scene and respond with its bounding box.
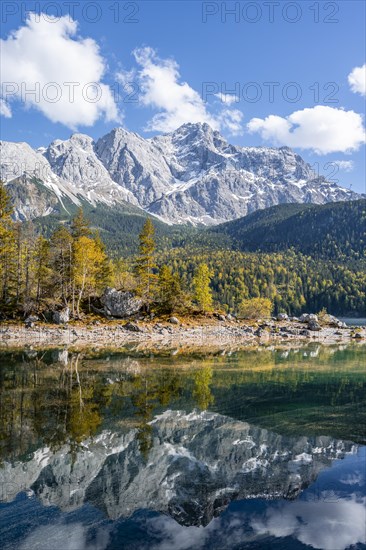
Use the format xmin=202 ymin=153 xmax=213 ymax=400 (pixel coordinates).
xmin=338 ymin=317 xmax=366 ymax=327
xmin=0 ymin=343 xmax=365 ymax=550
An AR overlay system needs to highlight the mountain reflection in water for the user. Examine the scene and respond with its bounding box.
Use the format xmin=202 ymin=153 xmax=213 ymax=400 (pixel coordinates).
xmin=0 ymin=344 xmax=365 ymax=550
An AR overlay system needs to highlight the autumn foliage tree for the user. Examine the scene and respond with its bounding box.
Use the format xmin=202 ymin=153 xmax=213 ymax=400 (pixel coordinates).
xmin=1 ymin=185 xmax=364 ymax=320
xmin=71 ymin=229 xmax=108 ymax=317
xmin=239 ymin=297 xmax=273 ymax=319
xmin=111 ymin=258 xmax=136 ymax=291
xmin=0 ymin=182 xmax=16 ymax=305
xmin=1 ymin=195 xmax=108 ymax=318
xmin=157 ymin=265 xmax=185 ymax=314
xmin=193 ymin=263 xmax=213 ymax=312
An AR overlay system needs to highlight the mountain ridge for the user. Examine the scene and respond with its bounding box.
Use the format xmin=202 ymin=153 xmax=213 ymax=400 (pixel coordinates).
xmin=210 ymin=199 xmax=366 ymax=260
xmin=0 ymin=122 xmax=361 ymax=225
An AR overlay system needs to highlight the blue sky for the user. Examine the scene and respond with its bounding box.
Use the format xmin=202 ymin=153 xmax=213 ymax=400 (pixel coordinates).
xmin=0 ymin=0 xmax=365 ymax=193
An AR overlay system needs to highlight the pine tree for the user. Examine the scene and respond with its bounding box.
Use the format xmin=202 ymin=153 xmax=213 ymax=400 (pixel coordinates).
xmin=158 ymin=265 xmax=184 ymax=314
xmin=193 ymin=263 xmax=213 ymax=312
xmin=93 ymin=231 xmax=112 ymax=292
xmin=71 ymin=208 xmax=91 ymax=239
xmin=50 ymin=226 xmax=73 ymax=306
xmin=135 ymin=218 xmax=157 ymax=302
xmin=34 ymin=236 xmax=52 ymax=307
xmin=20 ymin=222 xmax=38 ymax=313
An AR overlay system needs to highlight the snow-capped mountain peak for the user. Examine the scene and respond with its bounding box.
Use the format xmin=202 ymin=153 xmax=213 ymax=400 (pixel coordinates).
xmin=0 ymin=123 xmax=361 ymax=224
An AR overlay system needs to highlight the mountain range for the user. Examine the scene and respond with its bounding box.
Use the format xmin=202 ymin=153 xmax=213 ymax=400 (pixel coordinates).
xmin=0 ymin=122 xmax=361 ymax=226
xmin=1 ymin=409 xmax=355 ymax=527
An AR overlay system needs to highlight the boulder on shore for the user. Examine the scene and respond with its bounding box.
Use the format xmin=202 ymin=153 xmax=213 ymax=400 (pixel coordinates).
xmin=308 ymin=319 xmax=321 ymax=331
xmin=300 ymin=313 xmax=318 ymax=323
xmin=277 ymin=313 xmax=289 ymax=321
xmin=24 ymin=315 xmax=39 ymax=328
xmin=100 ymin=288 xmax=143 ymax=318
xmin=326 ymin=315 xmax=347 ymax=329
xmin=168 ymin=317 xmax=180 ymax=325
xmin=53 ymin=308 xmax=70 ymax=325
xmin=124 ymin=322 xmax=144 ymax=333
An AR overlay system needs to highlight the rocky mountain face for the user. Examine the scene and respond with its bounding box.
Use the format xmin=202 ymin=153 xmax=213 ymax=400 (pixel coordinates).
xmin=0 ymin=410 xmax=356 ymax=526
xmin=0 ymin=123 xmax=360 ymax=225
xmin=0 ymin=140 xmax=82 ymax=220
xmin=44 ymin=133 xmax=137 ymax=207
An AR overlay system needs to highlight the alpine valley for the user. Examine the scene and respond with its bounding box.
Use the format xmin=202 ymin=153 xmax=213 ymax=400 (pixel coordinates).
xmin=0 ymin=122 xmax=361 ymax=227
xmin=1 ymin=122 xmax=365 ymax=317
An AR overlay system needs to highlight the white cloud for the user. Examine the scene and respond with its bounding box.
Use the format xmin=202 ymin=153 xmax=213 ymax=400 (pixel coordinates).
xmin=116 ymin=67 xmax=137 ymax=87
xmin=122 ymin=47 xmax=243 ymax=135
xmin=130 ymin=47 xmax=218 ymax=132
xmin=247 ymin=106 xmax=365 ymax=154
xmin=19 ymin=521 xmax=111 ymax=550
xmin=251 ymin=496 xmax=366 ymax=550
xmin=218 ymin=108 xmax=244 ymax=135
xmin=334 ymin=160 xmax=354 ymax=172
xmin=215 ymin=92 xmax=238 ymax=105
xmin=144 ymin=492 xmax=366 ymax=550
xmin=0 ymin=98 xmax=12 ymax=118
xmin=348 ymin=63 xmax=366 ymax=96
xmin=147 ymin=515 xmax=209 ymax=550
xmin=340 ymin=472 xmax=363 ymax=485
xmin=0 ymin=13 xmax=119 ymax=128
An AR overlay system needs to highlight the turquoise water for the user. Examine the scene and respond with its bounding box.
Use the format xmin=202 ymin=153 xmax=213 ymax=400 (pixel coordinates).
xmin=0 ymin=344 xmax=365 ymax=550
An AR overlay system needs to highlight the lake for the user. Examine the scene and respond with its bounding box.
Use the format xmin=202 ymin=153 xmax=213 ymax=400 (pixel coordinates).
xmin=0 ymin=343 xmax=365 ymax=550
xmin=338 ymin=318 xmax=366 ymax=327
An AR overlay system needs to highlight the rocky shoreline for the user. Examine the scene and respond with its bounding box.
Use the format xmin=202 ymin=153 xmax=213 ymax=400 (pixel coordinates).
xmin=1 ymin=314 xmax=365 ymax=350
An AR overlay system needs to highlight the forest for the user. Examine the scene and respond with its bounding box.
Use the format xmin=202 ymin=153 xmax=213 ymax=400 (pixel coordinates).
xmin=1 ymin=182 xmax=365 ymax=319
xmin=210 ymin=199 xmax=366 ymax=261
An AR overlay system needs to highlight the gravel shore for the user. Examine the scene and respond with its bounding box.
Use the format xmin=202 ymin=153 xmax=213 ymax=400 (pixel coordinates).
xmin=1 ymin=318 xmax=364 ymax=350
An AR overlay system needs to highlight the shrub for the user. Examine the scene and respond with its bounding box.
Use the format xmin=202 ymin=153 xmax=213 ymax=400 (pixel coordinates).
xmin=239 ymin=297 xmax=273 ymax=319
